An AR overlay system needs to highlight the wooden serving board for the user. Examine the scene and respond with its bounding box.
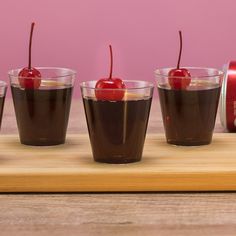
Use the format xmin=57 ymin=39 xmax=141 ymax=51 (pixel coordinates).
xmin=0 ymin=134 xmax=236 ymax=192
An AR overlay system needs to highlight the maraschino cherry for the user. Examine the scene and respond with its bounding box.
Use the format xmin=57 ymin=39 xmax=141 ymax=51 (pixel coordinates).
xmin=18 ymin=22 xmax=41 ymax=89
xmin=95 ymin=45 xmax=125 ymax=101
xmin=168 ymin=31 xmax=191 ymax=90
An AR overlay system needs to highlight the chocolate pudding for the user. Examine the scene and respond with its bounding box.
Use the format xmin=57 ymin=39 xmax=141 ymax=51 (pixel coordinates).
xmin=11 ymin=82 xmax=73 ymax=146
xmin=158 ymin=82 xmax=221 ymax=145
xmin=83 ymin=94 xmax=152 ymax=163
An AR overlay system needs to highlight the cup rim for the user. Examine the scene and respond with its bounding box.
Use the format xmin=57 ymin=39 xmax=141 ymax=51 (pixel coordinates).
xmin=80 ymin=80 xmax=154 ymax=90
xmin=8 ymin=67 xmax=77 ymax=79
xmin=154 ymin=67 xmax=224 ymax=79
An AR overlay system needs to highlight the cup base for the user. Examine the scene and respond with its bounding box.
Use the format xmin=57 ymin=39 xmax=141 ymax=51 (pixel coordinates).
xmin=167 ymin=139 xmax=211 ymax=146
xmin=94 ymin=157 xmax=142 ymax=164
xmin=20 ymin=139 xmax=65 ymax=146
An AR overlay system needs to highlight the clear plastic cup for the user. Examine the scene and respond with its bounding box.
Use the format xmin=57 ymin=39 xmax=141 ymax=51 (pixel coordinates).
xmin=80 ymin=80 xmax=153 ymax=163
xmin=9 ymin=67 xmax=76 ymax=146
xmin=0 ymin=81 xmax=7 ymax=130
xmin=155 ymin=67 xmax=223 ymax=146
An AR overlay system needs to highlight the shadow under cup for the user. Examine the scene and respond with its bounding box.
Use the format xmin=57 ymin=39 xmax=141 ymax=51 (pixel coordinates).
xmin=81 ymin=80 xmax=153 ymax=164
xmin=155 ymin=67 xmax=223 ymax=146
xmin=9 ymin=68 xmax=76 ymax=146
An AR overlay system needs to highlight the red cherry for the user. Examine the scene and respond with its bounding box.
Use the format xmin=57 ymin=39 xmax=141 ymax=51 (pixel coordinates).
xmin=19 ymin=67 xmax=41 ymax=89
xmin=18 ymin=22 xmax=41 ymax=89
xmin=95 ymin=77 xmax=125 ymax=101
xmin=168 ymin=68 xmax=191 ymax=90
xmin=168 ymin=31 xmax=191 ymax=90
xmin=95 ymin=45 xmax=126 ymax=101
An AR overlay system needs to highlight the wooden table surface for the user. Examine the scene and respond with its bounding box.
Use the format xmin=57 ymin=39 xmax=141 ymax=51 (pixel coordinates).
xmin=1 ymin=98 xmax=235 ymax=236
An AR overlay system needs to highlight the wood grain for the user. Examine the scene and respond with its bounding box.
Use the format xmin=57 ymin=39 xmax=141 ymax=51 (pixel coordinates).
xmin=0 ymin=193 xmax=236 ymax=236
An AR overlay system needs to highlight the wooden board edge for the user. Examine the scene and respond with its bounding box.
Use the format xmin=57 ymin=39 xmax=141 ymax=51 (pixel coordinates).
xmin=0 ymin=172 xmax=236 ymax=192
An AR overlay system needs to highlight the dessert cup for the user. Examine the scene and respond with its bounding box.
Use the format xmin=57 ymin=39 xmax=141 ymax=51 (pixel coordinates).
xmin=155 ymin=67 xmax=223 ymax=146
xmin=81 ymin=80 xmax=153 ymax=163
xmin=0 ymin=81 xmax=7 ymax=130
xmin=9 ymin=67 xmax=76 ymax=146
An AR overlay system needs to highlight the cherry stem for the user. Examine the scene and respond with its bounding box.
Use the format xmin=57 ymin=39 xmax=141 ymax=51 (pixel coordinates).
xmin=177 ymin=30 xmax=182 ymax=69
xmin=28 ymin=22 xmax=35 ymax=69
xmin=108 ymin=45 xmax=113 ymax=79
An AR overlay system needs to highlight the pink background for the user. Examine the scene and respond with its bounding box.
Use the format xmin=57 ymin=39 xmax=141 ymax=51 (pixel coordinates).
xmin=0 ymin=0 xmax=235 ymax=97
